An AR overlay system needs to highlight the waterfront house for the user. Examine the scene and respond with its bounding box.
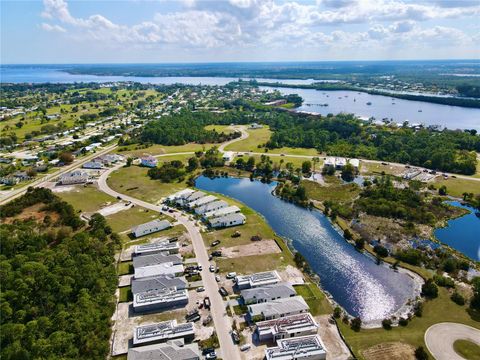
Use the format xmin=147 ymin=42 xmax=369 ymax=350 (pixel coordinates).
xmin=194 ymin=200 xmax=228 ymax=216
xmin=186 ymin=194 xmax=217 ymax=209
xmin=256 ymin=313 xmax=318 ymax=342
xmin=235 ymin=271 xmax=281 ymax=290
xmin=131 ymin=219 xmax=172 ymax=238
xmin=248 ymin=296 xmax=309 ymax=321
xmin=203 ymin=205 xmax=241 ymax=219
xmin=241 ymin=282 xmax=296 ymax=305
xmin=209 ymin=213 xmax=246 ymax=228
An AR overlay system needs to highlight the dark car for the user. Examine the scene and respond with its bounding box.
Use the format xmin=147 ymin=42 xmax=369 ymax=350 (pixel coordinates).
xmin=211 ymin=250 xmax=222 ymax=257
xmin=203 ymin=297 xmax=211 ymax=310
xmin=211 ymin=240 xmax=221 ymax=247
xmin=219 ymin=287 xmax=228 ymax=296
xmin=202 ymin=348 xmax=215 ymax=355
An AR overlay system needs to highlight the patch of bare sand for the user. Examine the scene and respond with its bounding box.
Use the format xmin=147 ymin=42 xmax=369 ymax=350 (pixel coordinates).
xmin=361 ymin=342 xmax=415 ymax=360
xmin=315 ymin=315 xmax=352 ymax=360
xmin=1 ymin=203 xmax=60 ymax=224
xmin=278 ymin=265 xmax=305 ymax=285
xmin=221 ymin=239 xmax=281 ymax=258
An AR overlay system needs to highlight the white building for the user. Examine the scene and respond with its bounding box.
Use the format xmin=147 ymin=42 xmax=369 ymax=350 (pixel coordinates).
xmin=186 ymin=195 xmax=217 ymax=209
xmin=133 ymin=288 xmax=189 ymax=313
xmin=348 ymin=158 xmax=360 ymax=169
xmin=58 ymin=170 xmax=89 ymax=185
xmin=140 ymin=155 xmax=157 ymax=168
xmin=133 ymin=320 xmax=195 ymax=346
xmin=222 ymin=151 xmax=235 ymax=162
xmin=134 ymin=240 xmax=179 ymax=256
xmin=248 ymin=296 xmax=309 ymax=320
xmin=209 ymin=213 xmax=246 ymax=228
xmin=176 ymin=191 xmax=205 ymax=207
xmin=131 ymin=219 xmax=172 ymax=238
xmin=134 ymin=262 xmax=184 ymax=279
xmin=167 ymin=189 xmax=195 ymax=203
xmin=256 ymin=313 xmax=318 ymax=342
xmin=194 ymin=200 xmax=228 ymax=216
xmin=264 ymin=335 xmax=327 ymax=360
xmin=235 ymin=271 xmax=281 ymax=290
xmin=203 ymin=205 xmax=241 ymax=219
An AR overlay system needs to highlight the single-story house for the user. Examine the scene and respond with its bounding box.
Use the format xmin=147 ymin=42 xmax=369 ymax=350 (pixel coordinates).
xmin=186 ymin=195 xmax=217 ymax=209
xmin=133 ymin=320 xmax=194 ymax=346
xmin=134 ymin=240 xmax=180 ymax=256
xmin=131 ymin=275 xmax=187 ymax=295
xmin=248 ymin=296 xmax=309 ymax=321
xmin=264 ymin=335 xmax=327 ymax=360
xmin=209 ymin=213 xmax=246 ymax=228
xmin=134 ymin=262 xmax=184 ymax=279
xmin=140 ymin=155 xmax=158 ymax=168
xmin=58 ymin=170 xmax=89 ymax=185
xmin=127 ymin=339 xmax=200 ymax=360
xmin=166 ymin=189 xmax=195 ymax=203
xmin=256 ymin=313 xmax=318 ymax=342
xmin=241 ymin=282 xmax=296 ymax=305
xmin=82 ymin=161 xmax=102 ymax=169
xmin=133 ymin=288 xmax=188 ymax=313
xmin=133 ymin=253 xmax=182 ymax=269
xmin=203 ymin=205 xmax=241 ymax=219
xmin=194 ymin=200 xmax=228 ymax=216
xmin=235 ymin=271 xmax=281 ymax=290
xmin=177 ymin=191 xmax=205 ymax=207
xmin=131 ymin=219 xmax=172 ymax=238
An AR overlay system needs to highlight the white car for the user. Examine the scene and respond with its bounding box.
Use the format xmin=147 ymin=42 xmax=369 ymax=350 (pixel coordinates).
xmin=209 ymin=265 xmax=215 ymax=272
xmin=196 ymin=287 xmax=205 ymax=292
xmin=240 ymin=344 xmax=251 ymax=351
xmin=215 ymin=275 xmax=220 ymax=282
xmin=226 ymin=272 xmax=237 ymax=279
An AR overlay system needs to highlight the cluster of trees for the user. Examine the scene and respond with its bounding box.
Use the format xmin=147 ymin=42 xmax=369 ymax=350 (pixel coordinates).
xmin=354 ymin=176 xmax=451 ymax=225
xmin=147 ymin=160 xmax=186 ymax=183
xmin=263 ymin=111 xmax=479 ymax=175
xmin=0 ymin=189 xmax=118 ymax=359
xmin=140 ymin=112 xmax=241 ymax=146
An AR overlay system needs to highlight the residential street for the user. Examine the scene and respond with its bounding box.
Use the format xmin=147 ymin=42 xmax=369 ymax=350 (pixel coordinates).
xmin=98 ymin=163 xmax=242 ymax=360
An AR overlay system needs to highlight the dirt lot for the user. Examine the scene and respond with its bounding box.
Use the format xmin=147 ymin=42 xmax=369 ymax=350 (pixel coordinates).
xmin=111 ymin=289 xmax=213 ymax=356
xmin=221 ymin=239 xmax=281 ymax=258
xmin=361 ymin=342 xmax=415 ymax=360
xmin=315 ymin=315 xmax=352 ymax=360
xmin=120 ymin=233 xmax=189 ymax=262
xmin=278 ymin=265 xmax=305 ymax=285
xmin=2 ymin=203 xmax=60 ymax=224
xmin=97 ymin=202 xmax=133 ymax=216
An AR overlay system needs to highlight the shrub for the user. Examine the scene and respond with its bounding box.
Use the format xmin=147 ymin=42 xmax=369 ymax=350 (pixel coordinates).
xmin=415 ymin=346 xmax=429 ymax=360
xmin=374 ymin=244 xmax=388 ymax=258
xmin=451 ymin=292 xmax=465 ymax=305
xmin=382 ymin=318 xmax=392 ymax=330
xmin=421 ymin=279 xmax=438 ymax=299
xmin=333 ymin=306 xmax=342 ymax=319
xmin=350 ymin=317 xmax=362 ymax=332
xmin=398 ymin=317 xmax=408 ymax=326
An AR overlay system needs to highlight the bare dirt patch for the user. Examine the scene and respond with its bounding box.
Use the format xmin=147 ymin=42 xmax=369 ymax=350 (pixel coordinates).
xmin=361 ymin=342 xmax=415 ymax=360
xmin=278 ymin=265 xmax=305 ymax=285
xmin=1 ymin=203 xmax=60 ymax=224
xmin=221 ymin=239 xmax=281 ymax=258
xmin=97 ymin=202 xmax=132 ymax=216
xmin=315 ymin=315 xmax=351 ymax=360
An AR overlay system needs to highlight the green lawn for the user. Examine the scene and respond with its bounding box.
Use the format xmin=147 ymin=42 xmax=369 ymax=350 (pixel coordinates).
xmin=57 ymin=185 xmax=115 ymax=213
xmin=293 ymin=283 xmax=332 ymax=316
xmin=338 ymin=287 xmax=480 ymax=360
xmin=225 ymin=127 xmax=272 ymax=152
xmin=205 ymin=124 xmax=235 ymax=134
xmin=119 ymin=286 xmax=132 ymax=302
xmin=117 ymin=261 xmax=133 ymax=275
xmin=268 ymin=147 xmax=320 ymax=157
xmin=105 ymin=206 xmax=161 ymax=233
xmin=107 ymin=165 xmax=192 ymax=204
xmin=116 ymin=143 xmax=213 ymax=157
xmin=434 ymin=177 xmax=480 ymax=198
xmin=453 ymin=339 xmax=480 ymax=360
xmin=302 ymin=179 xmax=361 ymax=203
xmin=216 ymin=252 xmax=292 ymax=275
xmin=122 ymin=224 xmax=186 ymax=247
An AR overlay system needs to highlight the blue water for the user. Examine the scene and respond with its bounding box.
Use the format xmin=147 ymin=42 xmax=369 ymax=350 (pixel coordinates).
xmin=435 ymin=201 xmax=480 ymax=261
xmin=195 ymin=176 xmax=417 ymax=322
xmin=261 ymin=86 xmax=480 ymax=131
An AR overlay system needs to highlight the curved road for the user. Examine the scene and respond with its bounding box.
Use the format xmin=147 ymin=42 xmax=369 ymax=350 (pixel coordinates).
xmin=98 ymin=164 xmax=241 ymax=360
xmin=425 ymin=322 xmax=480 ymax=360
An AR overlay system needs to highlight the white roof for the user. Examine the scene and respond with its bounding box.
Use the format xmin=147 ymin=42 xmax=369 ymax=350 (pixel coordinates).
xmin=135 ymin=262 xmax=184 ymax=279
xmin=204 ymin=205 xmax=240 ymax=218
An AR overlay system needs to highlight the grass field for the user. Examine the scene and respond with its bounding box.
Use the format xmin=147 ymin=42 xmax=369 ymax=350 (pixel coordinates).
xmin=205 ymin=124 xmax=235 ymax=134
xmin=338 ymin=287 xmax=480 ymax=360
xmin=56 ymin=185 xmax=115 ymax=213
xmin=434 ymin=177 xmax=480 ymax=198
xmin=294 ymin=283 xmax=332 ymax=316
xmin=302 ymin=179 xmax=361 ymax=203
xmin=121 ymin=224 xmax=186 ymax=247
xmin=105 ymin=206 xmax=161 ymax=233
xmin=268 ymin=147 xmax=320 ymax=156
xmin=453 ymin=339 xmax=480 ymax=360
xmin=216 ymin=252 xmax=292 ymax=274
xmin=116 ymin=143 xmax=213 ymax=157
xmin=107 ymin=165 xmax=192 ymax=204
xmin=225 ymin=127 xmax=272 ymax=152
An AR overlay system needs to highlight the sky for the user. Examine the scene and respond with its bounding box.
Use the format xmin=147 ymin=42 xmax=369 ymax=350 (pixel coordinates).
xmin=1 ymin=0 xmax=480 ymax=64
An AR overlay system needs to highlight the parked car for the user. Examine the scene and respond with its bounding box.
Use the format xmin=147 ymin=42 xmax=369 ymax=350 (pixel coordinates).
xmin=197 ymin=265 xmax=202 ymax=271
xmin=211 ymin=250 xmax=222 ymax=257
xmin=211 ymin=240 xmax=221 ymax=247
xmin=205 ymin=351 xmax=217 ymax=359
xmin=162 ymin=205 xmax=168 ymax=211
xmin=202 ymin=348 xmax=215 ymax=355
xmin=226 ymin=272 xmax=237 ymax=279
xmin=219 ymin=287 xmax=228 ymax=296
xmin=215 ymin=275 xmax=220 ymax=282
xmin=209 ymin=265 xmax=215 ymax=272
xmin=240 ymin=344 xmax=251 ymax=351
xmin=231 ymin=330 xmax=240 ymax=344
xmin=196 ymin=287 xmax=205 ymax=292
xmin=203 ymin=297 xmax=211 ymax=309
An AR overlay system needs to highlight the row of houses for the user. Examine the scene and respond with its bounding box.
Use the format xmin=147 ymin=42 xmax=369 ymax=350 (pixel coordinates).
xmin=233 ymin=271 xmax=328 ymax=360
xmin=167 ymin=189 xmax=246 ymax=229
xmin=324 ymin=156 xmax=360 ymax=170
xmin=82 ymin=153 xmax=124 ymax=169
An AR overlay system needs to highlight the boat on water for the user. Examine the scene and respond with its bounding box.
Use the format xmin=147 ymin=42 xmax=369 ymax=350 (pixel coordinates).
xmin=366 ymin=102 xmax=372 ymax=105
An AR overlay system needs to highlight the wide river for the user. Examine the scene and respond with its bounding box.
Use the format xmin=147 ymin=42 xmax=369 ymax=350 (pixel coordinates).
xmin=195 ymin=176 xmax=419 ymax=323
xmin=1 ymin=66 xmax=479 ymax=130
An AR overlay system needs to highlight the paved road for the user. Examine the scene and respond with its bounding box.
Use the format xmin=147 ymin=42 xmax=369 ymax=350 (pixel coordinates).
xmin=219 ymin=125 xmax=249 ymax=152
xmin=98 ymin=164 xmax=241 ymax=360
xmin=0 ymin=143 xmax=118 ymax=205
xmin=425 ymin=322 xmax=480 ymax=360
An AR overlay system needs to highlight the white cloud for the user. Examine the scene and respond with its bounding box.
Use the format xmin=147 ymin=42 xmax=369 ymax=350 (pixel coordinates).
xmin=41 ymin=22 xmax=66 ymax=33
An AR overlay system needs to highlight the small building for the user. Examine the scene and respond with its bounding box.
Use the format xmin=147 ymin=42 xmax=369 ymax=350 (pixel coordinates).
xmin=263 ymin=100 xmax=287 ymax=106
xmin=82 ymin=161 xmax=102 ymax=169
xmin=177 ymin=191 xmax=205 ymax=207
xmin=324 ymin=157 xmax=336 ymax=168
xmin=134 ymin=262 xmax=184 ymax=279
xmin=203 ymin=205 xmax=241 ymax=219
xmin=134 ymin=240 xmax=180 ymax=256
xmin=140 ymin=155 xmax=158 ymax=168
xmin=222 ymin=151 xmax=235 ymax=162
xmin=194 ymin=200 xmax=228 ymax=216
xmin=58 ymin=170 xmax=89 ymax=185
xmin=235 ymin=271 xmax=281 ymax=290
xmin=133 ymin=288 xmax=189 ymax=313
xmin=256 ymin=313 xmax=318 ymax=342
xmin=264 ymin=335 xmax=327 ymax=360
xmin=335 ymin=157 xmax=347 ymax=169
xmin=348 ymin=158 xmax=360 ymax=169
xmin=241 ymin=282 xmax=296 ymax=305
xmin=209 ymin=213 xmax=246 ymax=228
xmin=133 ymin=320 xmax=194 ymax=346
xmin=166 ymin=189 xmax=195 ymax=203
xmin=133 ymin=253 xmax=182 ymax=269
xmin=186 ymin=195 xmax=217 ymax=209
xmin=248 ymin=296 xmax=309 ymax=321
xmin=250 ymin=122 xmax=263 ymax=129
xmin=131 ymin=275 xmax=187 ymax=295
xmin=131 ymin=219 xmax=172 ymax=238
xmin=127 ymin=339 xmax=200 ymax=360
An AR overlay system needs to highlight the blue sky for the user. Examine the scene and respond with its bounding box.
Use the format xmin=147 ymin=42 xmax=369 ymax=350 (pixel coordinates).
xmin=1 ymin=0 xmax=479 ymax=64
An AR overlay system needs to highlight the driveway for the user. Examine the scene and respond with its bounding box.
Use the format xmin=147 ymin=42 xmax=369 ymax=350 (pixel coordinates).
xmin=425 ymin=322 xmax=480 ymax=360
xmin=98 ymin=164 xmax=241 ymax=360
